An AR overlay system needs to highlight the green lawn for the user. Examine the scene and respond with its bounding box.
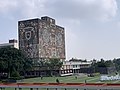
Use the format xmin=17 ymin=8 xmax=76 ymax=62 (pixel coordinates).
xmin=17 ymin=75 xmax=100 ymax=83
xmin=16 ymin=75 xmax=120 ymax=83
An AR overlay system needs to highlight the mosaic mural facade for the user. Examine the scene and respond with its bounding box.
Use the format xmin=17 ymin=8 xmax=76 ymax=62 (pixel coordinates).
xmin=18 ymin=16 xmax=65 ymax=61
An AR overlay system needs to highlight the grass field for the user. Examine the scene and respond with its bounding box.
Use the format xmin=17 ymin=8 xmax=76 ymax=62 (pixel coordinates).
xmin=18 ymin=75 xmax=100 ymax=83
xmin=1 ymin=75 xmax=120 ymax=90
xmin=17 ymin=75 xmax=120 ymax=83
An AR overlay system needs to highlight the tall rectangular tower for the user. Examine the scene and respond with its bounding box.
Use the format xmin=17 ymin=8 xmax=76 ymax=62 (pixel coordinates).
xmin=18 ymin=16 xmax=65 ymax=62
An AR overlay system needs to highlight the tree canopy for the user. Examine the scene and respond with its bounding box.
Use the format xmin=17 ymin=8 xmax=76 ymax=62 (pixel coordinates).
xmin=36 ymin=58 xmax=63 ymax=70
xmin=0 ymin=47 xmax=33 ymax=78
xmin=47 ymin=58 xmax=63 ymax=70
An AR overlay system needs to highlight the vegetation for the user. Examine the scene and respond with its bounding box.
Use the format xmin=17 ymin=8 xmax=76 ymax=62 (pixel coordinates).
xmin=0 ymin=47 xmax=33 ymax=79
xmin=47 ymin=58 xmax=63 ymax=70
xmin=90 ymin=58 xmax=120 ymax=74
xmin=2 ymin=75 xmax=120 ymax=90
xmin=36 ymin=58 xmax=63 ymax=76
xmin=1 ymin=46 xmax=120 ymax=80
xmin=0 ymin=47 xmax=63 ymax=79
xmin=35 ymin=58 xmax=63 ymax=70
xmin=71 ymin=58 xmax=120 ymax=74
xmin=113 ymin=58 xmax=120 ymax=72
xmin=16 ymin=75 xmax=120 ymax=83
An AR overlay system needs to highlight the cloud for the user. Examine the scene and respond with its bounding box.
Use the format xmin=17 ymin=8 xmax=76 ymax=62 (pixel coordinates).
xmin=0 ymin=0 xmax=17 ymax=14
xmin=17 ymin=0 xmax=46 ymax=18
xmin=0 ymin=0 xmax=117 ymax=21
xmin=0 ymin=0 xmax=46 ymax=18
xmin=46 ymin=0 xmax=118 ymax=21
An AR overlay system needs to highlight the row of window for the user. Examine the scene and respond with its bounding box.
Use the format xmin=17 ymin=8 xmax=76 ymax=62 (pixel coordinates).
xmin=63 ymin=64 xmax=90 ymax=69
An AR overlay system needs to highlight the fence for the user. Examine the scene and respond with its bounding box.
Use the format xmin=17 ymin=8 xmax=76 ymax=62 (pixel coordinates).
xmin=0 ymin=83 xmax=120 ymax=90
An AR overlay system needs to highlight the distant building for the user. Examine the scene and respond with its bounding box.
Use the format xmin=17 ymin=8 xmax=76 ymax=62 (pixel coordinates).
xmin=60 ymin=59 xmax=92 ymax=76
xmin=62 ymin=60 xmax=92 ymax=70
xmin=0 ymin=39 xmax=18 ymax=49
xmin=18 ymin=16 xmax=65 ymax=63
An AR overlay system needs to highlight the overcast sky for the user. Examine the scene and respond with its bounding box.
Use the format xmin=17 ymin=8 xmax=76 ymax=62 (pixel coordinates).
xmin=0 ymin=0 xmax=120 ymax=60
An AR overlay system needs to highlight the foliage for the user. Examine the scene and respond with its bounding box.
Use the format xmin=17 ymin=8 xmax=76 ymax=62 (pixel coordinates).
xmin=69 ymin=58 xmax=87 ymax=62
xmin=34 ymin=58 xmax=63 ymax=76
xmin=113 ymin=58 xmax=120 ymax=71
xmin=90 ymin=59 xmax=115 ymax=73
xmin=47 ymin=58 xmax=63 ymax=70
xmin=90 ymin=58 xmax=120 ymax=74
xmin=0 ymin=47 xmax=33 ymax=78
xmin=36 ymin=58 xmax=63 ymax=71
xmin=10 ymin=68 xmax=20 ymax=77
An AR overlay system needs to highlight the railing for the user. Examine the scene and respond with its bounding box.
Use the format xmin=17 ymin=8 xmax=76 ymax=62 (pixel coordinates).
xmin=0 ymin=83 xmax=120 ymax=90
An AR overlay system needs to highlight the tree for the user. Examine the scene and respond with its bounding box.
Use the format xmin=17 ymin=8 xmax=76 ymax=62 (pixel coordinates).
xmin=113 ymin=58 xmax=120 ymax=71
xmin=46 ymin=58 xmax=63 ymax=76
xmin=105 ymin=60 xmax=114 ymax=67
xmin=47 ymin=58 xmax=63 ymax=70
xmin=0 ymin=47 xmax=33 ymax=78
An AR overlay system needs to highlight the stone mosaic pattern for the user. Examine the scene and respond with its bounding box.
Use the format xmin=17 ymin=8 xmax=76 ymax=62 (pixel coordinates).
xmin=18 ymin=19 xmax=39 ymax=59
xmin=18 ymin=17 xmax=65 ymax=60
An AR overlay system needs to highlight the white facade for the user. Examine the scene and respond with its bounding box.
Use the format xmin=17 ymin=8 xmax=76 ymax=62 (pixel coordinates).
xmin=0 ymin=39 xmax=18 ymax=49
xmin=62 ymin=60 xmax=92 ymax=70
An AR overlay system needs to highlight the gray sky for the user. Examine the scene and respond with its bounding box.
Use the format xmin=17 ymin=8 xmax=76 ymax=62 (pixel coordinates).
xmin=0 ymin=0 xmax=120 ymax=60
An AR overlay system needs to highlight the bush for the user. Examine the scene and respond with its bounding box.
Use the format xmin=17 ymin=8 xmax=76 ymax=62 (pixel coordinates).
xmin=87 ymin=74 xmax=94 ymax=77
xmin=8 ymin=79 xmax=16 ymax=83
xmin=93 ymin=73 xmax=100 ymax=76
xmin=11 ymin=71 xmax=20 ymax=78
xmin=9 ymin=70 xmax=24 ymax=80
xmin=2 ymin=80 xmax=8 ymax=83
xmin=1 ymin=79 xmax=16 ymax=83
